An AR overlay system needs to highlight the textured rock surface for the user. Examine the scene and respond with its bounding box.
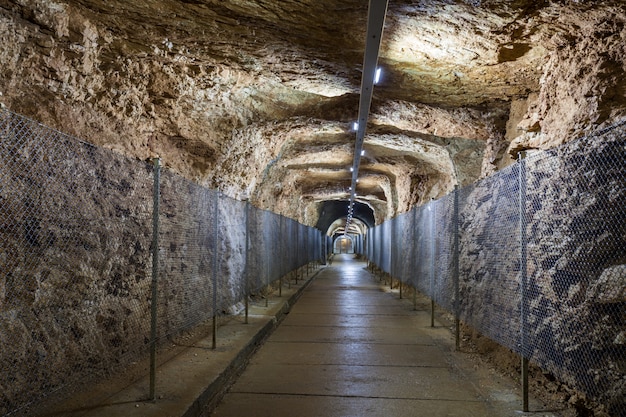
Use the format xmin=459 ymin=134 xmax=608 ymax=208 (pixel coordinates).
xmin=0 ymin=132 xmax=155 ymax=415
xmin=456 ymin=127 xmax=626 ymax=415
xmin=3 ymin=1 xmax=626 ymax=414
xmin=2 ymin=0 xmax=626 ymax=227
xmin=369 ymin=123 xmax=626 ymax=415
xmin=0 ymin=112 xmax=320 ymax=415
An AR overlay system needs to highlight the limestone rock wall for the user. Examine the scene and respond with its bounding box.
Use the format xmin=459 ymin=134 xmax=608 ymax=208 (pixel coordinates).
xmin=457 ymin=127 xmax=626 ymax=414
xmin=0 ymin=110 xmax=321 ymax=415
xmin=0 ymin=118 xmax=155 ymax=415
xmin=523 ymin=130 xmax=626 ymax=413
xmin=368 ymin=123 xmax=626 ymax=415
xmin=4 ymin=1 xmax=626 ymax=227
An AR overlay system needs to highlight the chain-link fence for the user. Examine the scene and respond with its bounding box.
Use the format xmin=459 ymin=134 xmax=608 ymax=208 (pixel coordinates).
xmin=366 ymin=122 xmax=626 ymax=416
xmin=0 ymin=109 xmax=323 ymax=417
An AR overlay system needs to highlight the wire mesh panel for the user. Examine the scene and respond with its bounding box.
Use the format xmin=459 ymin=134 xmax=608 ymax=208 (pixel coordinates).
xmin=298 ymin=220 xmax=306 ymax=268
xmin=245 ymin=206 xmax=261 ymax=294
xmin=524 ymin=125 xmax=626 ymax=415
xmin=404 ymin=207 xmax=419 ymax=290
xmin=379 ymin=220 xmax=392 ymax=274
xmin=261 ymin=208 xmax=276 ymax=290
xmin=266 ymin=212 xmax=282 ymax=285
xmin=325 ymin=234 xmax=332 ymax=263
xmin=375 ymin=226 xmax=381 ymax=268
xmin=333 ymin=119 xmax=625 ymax=414
xmin=413 ymin=204 xmax=434 ymax=296
xmin=216 ymin=194 xmax=247 ymax=314
xmin=1 ymin=109 xmax=325 ymax=416
xmin=277 ymin=215 xmax=287 ymax=281
xmin=284 ymin=217 xmax=296 ymax=273
xmin=389 ymin=214 xmax=399 ymax=280
xmin=370 ymin=224 xmax=381 ymax=268
xmin=158 ymin=172 xmax=216 ymax=338
xmin=0 ymin=110 xmax=153 ymax=415
xmin=391 ymin=210 xmax=412 ymax=285
xmin=432 ymin=192 xmax=456 ymax=312
xmin=457 ymin=163 xmax=522 ymax=354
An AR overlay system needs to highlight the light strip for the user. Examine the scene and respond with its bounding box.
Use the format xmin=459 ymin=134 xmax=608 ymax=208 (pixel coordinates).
xmin=374 ymin=67 xmax=382 ymax=84
xmin=345 ymin=0 xmax=389 ymax=234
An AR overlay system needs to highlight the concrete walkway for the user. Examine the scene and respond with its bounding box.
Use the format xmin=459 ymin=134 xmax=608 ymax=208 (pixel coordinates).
xmin=35 ymin=255 xmax=558 ymax=417
xmin=211 ymin=254 xmax=555 ymax=417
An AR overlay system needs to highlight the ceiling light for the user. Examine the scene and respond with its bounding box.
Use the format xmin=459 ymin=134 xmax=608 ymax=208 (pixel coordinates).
xmin=348 ymin=0 xmax=388 ymax=211
xmin=374 ymin=67 xmax=382 ymax=84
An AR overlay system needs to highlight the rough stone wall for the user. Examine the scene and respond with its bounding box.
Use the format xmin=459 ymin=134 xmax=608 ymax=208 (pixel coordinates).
xmin=457 ymin=126 xmax=626 ymax=414
xmin=0 ymin=123 xmax=154 ymax=415
xmin=523 ymin=131 xmax=626 ymax=413
xmin=457 ymin=164 xmax=522 ymax=350
xmin=368 ymin=123 xmax=626 ymax=414
xmin=510 ymin=4 xmax=626 ymax=155
xmin=0 ymin=112 xmax=313 ymax=415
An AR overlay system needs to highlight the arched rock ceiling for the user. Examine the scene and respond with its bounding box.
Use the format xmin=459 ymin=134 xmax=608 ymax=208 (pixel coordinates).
xmin=2 ymin=0 xmax=626 ymax=227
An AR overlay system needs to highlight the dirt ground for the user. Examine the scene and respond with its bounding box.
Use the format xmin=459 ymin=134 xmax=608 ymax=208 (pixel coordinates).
xmin=454 ymin=320 xmax=611 ymax=417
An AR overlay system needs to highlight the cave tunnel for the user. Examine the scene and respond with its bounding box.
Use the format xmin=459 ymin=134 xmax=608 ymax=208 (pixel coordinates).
xmin=333 ymin=235 xmax=353 ymax=253
xmin=1 ymin=0 xmax=625 ymax=416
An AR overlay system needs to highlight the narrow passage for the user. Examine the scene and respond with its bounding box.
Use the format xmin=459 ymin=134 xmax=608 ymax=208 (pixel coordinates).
xmin=211 ymin=254 xmax=547 ymax=417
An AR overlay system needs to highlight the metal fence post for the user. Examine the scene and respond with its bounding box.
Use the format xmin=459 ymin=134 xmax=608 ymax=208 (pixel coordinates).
xmin=430 ymin=201 xmax=436 ymax=328
xmin=212 ymin=192 xmax=219 ymax=349
xmin=265 ymin=217 xmax=270 ymax=308
xmin=390 ymin=222 xmax=394 ymax=290
xmin=398 ymin=218 xmax=403 ymax=299
xmin=412 ymin=208 xmax=417 ymax=311
xmin=453 ymin=185 xmax=460 ymax=351
xmin=295 ymin=226 xmax=299 ymax=284
xmin=244 ymin=200 xmax=250 ymax=324
xmin=149 ymin=157 xmax=160 ymax=401
xmin=518 ymin=151 xmax=529 ymax=412
xmin=279 ymin=215 xmax=283 ymax=296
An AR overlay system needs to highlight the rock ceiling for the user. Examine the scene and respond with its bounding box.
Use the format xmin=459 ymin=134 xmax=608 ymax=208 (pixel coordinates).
xmin=2 ymin=0 xmax=626 ymax=232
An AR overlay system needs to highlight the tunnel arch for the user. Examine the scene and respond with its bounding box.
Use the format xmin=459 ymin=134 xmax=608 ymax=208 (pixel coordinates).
xmin=315 ymin=200 xmax=375 ymax=232
xmin=333 ymin=235 xmax=354 ymax=254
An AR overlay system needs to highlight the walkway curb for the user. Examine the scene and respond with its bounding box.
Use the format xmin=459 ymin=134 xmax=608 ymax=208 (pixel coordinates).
xmin=186 ymin=267 xmax=323 ymax=417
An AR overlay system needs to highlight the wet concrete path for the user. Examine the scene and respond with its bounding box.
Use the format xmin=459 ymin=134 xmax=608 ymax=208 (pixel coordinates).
xmin=211 ymin=254 xmax=552 ymax=417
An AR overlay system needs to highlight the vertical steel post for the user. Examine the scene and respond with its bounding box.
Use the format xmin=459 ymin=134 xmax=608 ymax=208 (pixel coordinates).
xmin=389 ymin=226 xmax=393 ymax=288
xmin=430 ymin=300 xmax=435 ymax=328
xmin=295 ymin=226 xmax=299 ymax=284
xmin=398 ymin=216 xmax=403 ymax=298
xmin=453 ymin=185 xmax=460 ymax=351
xmin=306 ymin=230 xmax=310 ymax=277
xmin=244 ymin=200 xmax=250 ymax=324
xmin=279 ymin=215 xmax=283 ymax=296
xmin=212 ymin=192 xmax=219 ymax=349
xmin=265 ymin=215 xmax=269 ymax=308
xmin=519 ymin=151 xmax=529 ymax=412
xmin=149 ymin=157 xmax=160 ymax=401
xmin=412 ymin=208 xmax=417 ymax=311
xmin=430 ymin=201 xmax=436 ymax=328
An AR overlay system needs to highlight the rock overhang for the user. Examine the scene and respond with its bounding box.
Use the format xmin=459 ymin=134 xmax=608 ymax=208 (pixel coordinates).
xmin=2 ymin=0 xmax=626 ymax=229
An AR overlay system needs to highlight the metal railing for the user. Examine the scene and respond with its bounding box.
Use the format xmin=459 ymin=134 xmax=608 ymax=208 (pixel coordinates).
xmin=0 ymin=109 xmax=323 ymax=416
xmin=366 ymin=121 xmax=626 ymax=416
